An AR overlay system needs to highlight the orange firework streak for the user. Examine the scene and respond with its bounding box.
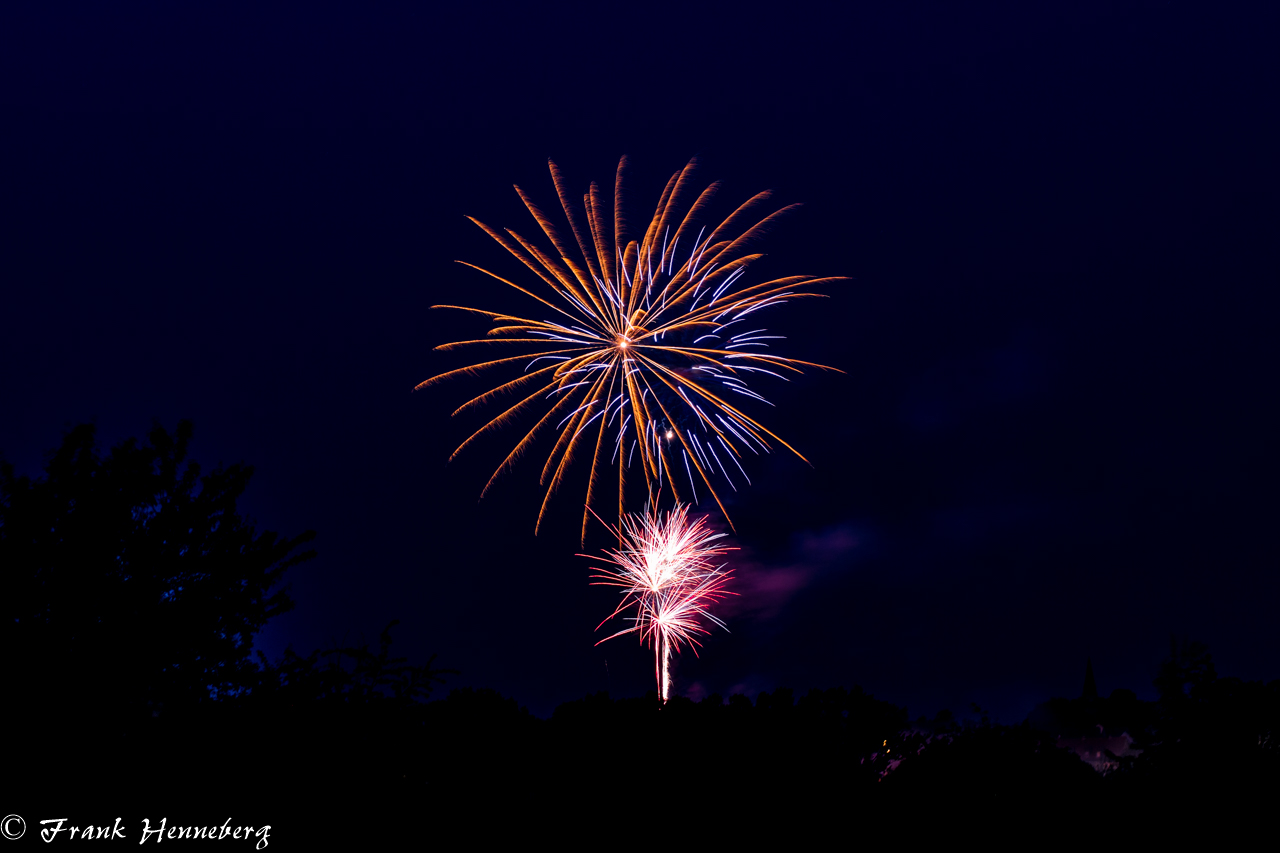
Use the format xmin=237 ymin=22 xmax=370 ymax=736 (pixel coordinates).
xmin=418 ymin=157 xmax=846 ymax=539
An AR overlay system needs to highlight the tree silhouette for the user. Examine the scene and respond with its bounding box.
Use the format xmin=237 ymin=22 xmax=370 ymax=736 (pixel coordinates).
xmin=2 ymin=420 xmax=316 ymax=729
xmin=1153 ymin=636 xmax=1217 ymax=705
xmin=253 ymin=620 xmax=449 ymax=708
xmin=1 ymin=420 xmax=472 ymax=816
xmin=1128 ymin=637 xmax=1280 ymax=794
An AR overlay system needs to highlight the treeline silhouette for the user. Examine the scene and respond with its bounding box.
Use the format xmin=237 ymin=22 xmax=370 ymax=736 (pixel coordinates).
xmin=4 ymin=422 xmax=1277 ymax=824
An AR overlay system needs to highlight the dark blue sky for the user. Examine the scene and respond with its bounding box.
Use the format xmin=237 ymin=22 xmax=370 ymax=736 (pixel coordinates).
xmin=2 ymin=1 xmax=1276 ymax=721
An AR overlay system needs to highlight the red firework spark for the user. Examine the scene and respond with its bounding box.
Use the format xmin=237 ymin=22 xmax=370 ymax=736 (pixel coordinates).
xmin=586 ymin=503 xmax=735 ymax=700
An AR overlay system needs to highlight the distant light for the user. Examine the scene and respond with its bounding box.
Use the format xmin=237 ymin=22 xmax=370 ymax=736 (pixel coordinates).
xmin=665 ymin=430 xmax=674 ymax=440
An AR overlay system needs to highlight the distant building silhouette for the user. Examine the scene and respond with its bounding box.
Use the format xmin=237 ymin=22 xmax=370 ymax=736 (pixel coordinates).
xmin=1082 ymin=656 xmax=1098 ymax=700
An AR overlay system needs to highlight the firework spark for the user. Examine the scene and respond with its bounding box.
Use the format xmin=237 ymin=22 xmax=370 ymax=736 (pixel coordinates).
xmin=587 ymin=504 xmax=735 ymax=701
xmin=418 ymin=156 xmax=846 ymax=537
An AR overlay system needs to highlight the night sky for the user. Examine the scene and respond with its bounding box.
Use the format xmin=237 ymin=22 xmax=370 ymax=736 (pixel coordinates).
xmin=2 ymin=2 xmax=1276 ymax=723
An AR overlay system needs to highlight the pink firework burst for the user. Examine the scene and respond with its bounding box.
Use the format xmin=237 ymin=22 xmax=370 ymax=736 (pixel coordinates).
xmin=587 ymin=503 xmax=736 ymax=701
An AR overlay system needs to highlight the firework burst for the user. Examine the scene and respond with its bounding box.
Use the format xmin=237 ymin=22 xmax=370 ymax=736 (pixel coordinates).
xmin=587 ymin=503 xmax=735 ymax=701
xmin=418 ymin=156 xmax=847 ymax=538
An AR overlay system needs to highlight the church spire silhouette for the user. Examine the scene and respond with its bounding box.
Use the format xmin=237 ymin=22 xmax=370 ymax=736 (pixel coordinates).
xmin=1082 ymin=656 xmax=1098 ymax=699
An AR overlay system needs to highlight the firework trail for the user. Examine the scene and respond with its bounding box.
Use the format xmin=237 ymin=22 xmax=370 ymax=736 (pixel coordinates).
xmin=587 ymin=503 xmax=735 ymax=701
xmin=418 ymin=156 xmax=847 ymax=538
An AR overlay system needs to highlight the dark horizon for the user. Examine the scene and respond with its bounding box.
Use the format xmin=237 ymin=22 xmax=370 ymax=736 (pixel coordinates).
xmin=2 ymin=1 xmax=1277 ymax=725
